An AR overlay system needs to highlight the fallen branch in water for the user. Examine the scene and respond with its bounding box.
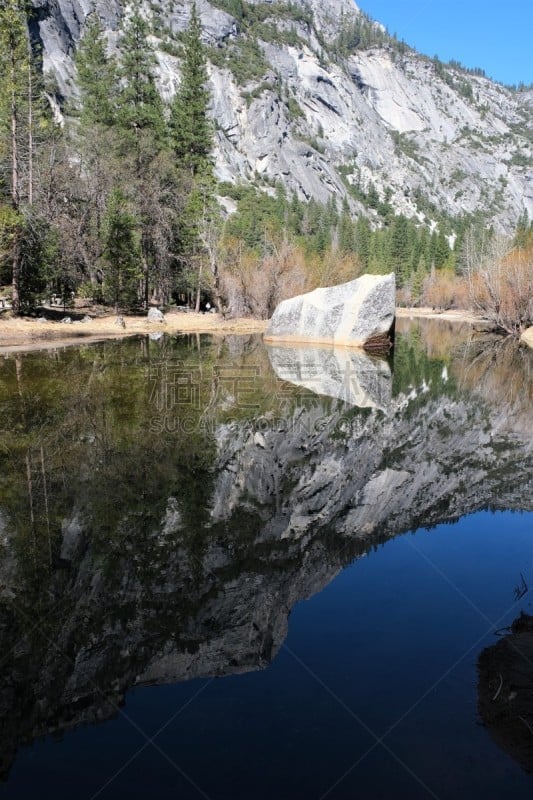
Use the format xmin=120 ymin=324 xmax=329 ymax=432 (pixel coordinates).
xmin=492 ymin=674 xmax=504 ymax=701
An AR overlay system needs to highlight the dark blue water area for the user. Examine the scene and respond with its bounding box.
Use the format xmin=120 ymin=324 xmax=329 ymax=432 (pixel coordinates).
xmin=4 ymin=510 xmax=533 ymax=800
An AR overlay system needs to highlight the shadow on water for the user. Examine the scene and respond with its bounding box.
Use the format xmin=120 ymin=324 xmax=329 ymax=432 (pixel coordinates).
xmin=0 ymin=320 xmax=531 ymax=785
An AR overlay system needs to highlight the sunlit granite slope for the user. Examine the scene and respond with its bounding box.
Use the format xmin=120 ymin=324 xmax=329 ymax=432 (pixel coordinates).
xmin=30 ymin=0 xmax=533 ymax=229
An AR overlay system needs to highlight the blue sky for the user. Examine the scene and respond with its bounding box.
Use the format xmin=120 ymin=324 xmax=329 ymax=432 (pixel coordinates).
xmin=357 ymin=0 xmax=532 ymax=86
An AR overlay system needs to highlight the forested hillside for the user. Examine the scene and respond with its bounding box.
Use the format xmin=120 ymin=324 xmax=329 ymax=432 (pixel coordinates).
xmin=0 ymin=0 xmax=531 ymax=326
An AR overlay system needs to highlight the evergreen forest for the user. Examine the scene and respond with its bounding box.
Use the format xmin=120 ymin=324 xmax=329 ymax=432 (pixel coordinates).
xmin=0 ymin=0 xmax=531 ymax=329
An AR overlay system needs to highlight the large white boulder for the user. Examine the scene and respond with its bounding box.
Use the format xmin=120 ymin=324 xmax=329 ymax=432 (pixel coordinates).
xmin=264 ymin=273 xmax=395 ymax=350
xmin=520 ymin=327 xmax=533 ymax=349
xmin=147 ymin=307 xmax=165 ymax=323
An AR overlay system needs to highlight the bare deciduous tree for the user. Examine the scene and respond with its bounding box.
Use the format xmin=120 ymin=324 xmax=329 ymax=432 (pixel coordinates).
xmin=460 ymin=227 xmax=533 ymax=333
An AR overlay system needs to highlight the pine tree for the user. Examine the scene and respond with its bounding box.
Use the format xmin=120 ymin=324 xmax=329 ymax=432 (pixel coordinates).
xmin=339 ymin=208 xmax=354 ymax=254
xmin=75 ymin=13 xmax=118 ymax=128
xmin=113 ymin=2 xmax=169 ymax=307
xmin=169 ymin=2 xmax=213 ymax=177
xmin=432 ymin=229 xmax=451 ymax=269
xmin=389 ymin=215 xmax=412 ymax=285
xmin=102 ymin=190 xmax=142 ymax=311
xmin=169 ymin=3 xmax=215 ymax=309
xmin=514 ymin=210 xmax=533 ymax=250
xmin=0 ymin=0 xmax=31 ymax=311
xmin=354 ymin=217 xmax=371 ymax=269
xmin=116 ymin=1 xmax=165 ymax=145
xmin=411 ymin=253 xmax=427 ymax=301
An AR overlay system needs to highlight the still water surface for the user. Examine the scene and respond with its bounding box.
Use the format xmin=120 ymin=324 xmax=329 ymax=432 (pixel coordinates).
xmin=0 ymin=320 xmax=532 ymax=799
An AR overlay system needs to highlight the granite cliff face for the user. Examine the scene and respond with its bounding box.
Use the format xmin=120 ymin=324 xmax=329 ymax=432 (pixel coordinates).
xmin=0 ymin=327 xmax=532 ymax=775
xmin=30 ymin=0 xmax=533 ymax=230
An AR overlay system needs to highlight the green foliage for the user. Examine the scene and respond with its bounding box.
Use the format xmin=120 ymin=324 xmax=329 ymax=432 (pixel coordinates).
xmin=0 ymin=0 xmax=30 ymax=204
xmin=101 ymin=190 xmax=142 ymax=310
xmin=513 ymin=210 xmax=533 ymax=249
xmin=1 ymin=206 xmax=56 ymax=306
xmin=338 ymin=166 xmax=394 ymax=221
xmin=509 ymin=121 xmax=533 ymax=145
xmin=0 ymin=0 xmax=54 ymax=310
xmin=330 ymin=12 xmax=389 ymax=58
xmin=170 ymin=2 xmax=213 ymax=177
xmin=116 ymin=1 xmax=165 ymax=143
xmin=250 ymin=21 xmax=305 ymax=48
xmin=222 ymin=184 xmax=284 ymax=249
xmin=210 ymin=0 xmax=313 ymax=29
xmin=0 ymin=0 xmax=28 ymax=107
xmin=207 ymin=36 xmax=268 ymax=85
xmin=456 ymin=78 xmax=474 ymax=100
xmin=295 ymin=134 xmax=325 ymax=154
xmin=18 ymin=212 xmax=58 ymax=307
xmin=219 ymin=182 xmax=454 ymax=288
xmin=74 ymin=13 xmax=118 ymax=127
xmin=390 ymin=131 xmax=425 ymax=163
xmin=208 ymin=0 xmax=317 ymax=84
xmin=0 ymin=204 xmax=22 ymax=281
xmin=169 ymin=4 xmax=216 ymax=304
xmin=243 ymin=81 xmax=276 ymax=106
xmin=285 ymin=93 xmax=304 ymax=121
xmin=432 ymin=57 xmax=476 ymax=101
xmin=508 ymin=151 xmax=532 ymax=168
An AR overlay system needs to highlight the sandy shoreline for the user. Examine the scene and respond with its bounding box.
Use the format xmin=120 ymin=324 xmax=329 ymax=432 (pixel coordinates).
xmin=0 ymin=310 xmax=268 ymax=354
xmin=0 ymin=306 xmax=484 ymax=355
xmin=395 ymin=307 xmax=483 ymax=324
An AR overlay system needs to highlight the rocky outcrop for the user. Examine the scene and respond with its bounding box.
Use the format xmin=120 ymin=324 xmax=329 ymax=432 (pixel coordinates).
xmin=29 ymin=0 xmax=533 ymax=231
xmin=520 ymin=327 xmax=533 ymax=349
xmin=147 ymin=307 xmax=165 ymax=322
xmin=263 ymin=273 xmax=395 ymax=351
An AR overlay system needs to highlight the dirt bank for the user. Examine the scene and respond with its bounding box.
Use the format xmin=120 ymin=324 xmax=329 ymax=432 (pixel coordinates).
xmin=396 ymin=307 xmax=484 ymax=324
xmin=0 ymin=309 xmax=268 ymax=354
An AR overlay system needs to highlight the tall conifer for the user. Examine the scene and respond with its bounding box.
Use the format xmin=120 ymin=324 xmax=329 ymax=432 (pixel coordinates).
xmin=75 ymin=13 xmax=118 ymax=128
xmin=170 ymin=3 xmax=215 ymax=309
xmin=0 ymin=0 xmax=32 ymax=310
xmin=170 ymin=2 xmax=213 ymax=177
xmin=116 ymin=1 xmax=164 ymax=144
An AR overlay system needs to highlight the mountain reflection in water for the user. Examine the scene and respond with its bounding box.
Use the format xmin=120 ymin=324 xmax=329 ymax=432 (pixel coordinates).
xmin=0 ymin=320 xmax=532 ymax=788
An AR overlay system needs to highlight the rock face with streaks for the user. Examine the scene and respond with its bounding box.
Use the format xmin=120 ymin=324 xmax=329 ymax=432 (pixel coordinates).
xmin=264 ymin=273 xmax=395 ymax=351
xmin=29 ymin=0 xmax=533 ymax=231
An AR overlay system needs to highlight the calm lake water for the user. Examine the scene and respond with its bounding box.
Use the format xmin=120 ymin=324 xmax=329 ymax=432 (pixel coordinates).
xmin=0 ymin=320 xmax=532 ymax=799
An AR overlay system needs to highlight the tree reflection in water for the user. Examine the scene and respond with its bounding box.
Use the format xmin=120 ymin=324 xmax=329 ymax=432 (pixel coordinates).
xmin=0 ymin=322 xmax=531 ymax=778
